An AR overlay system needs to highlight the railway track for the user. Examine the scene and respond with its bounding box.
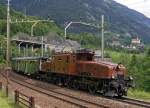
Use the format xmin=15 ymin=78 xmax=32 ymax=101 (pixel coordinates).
xmin=118 ymin=97 xmax=150 ymax=108
xmin=2 ymin=72 xmax=150 ymax=108
xmin=0 ymin=72 xmax=109 ymax=108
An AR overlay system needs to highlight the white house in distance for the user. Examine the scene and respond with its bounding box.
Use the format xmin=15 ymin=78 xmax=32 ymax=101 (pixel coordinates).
xmin=131 ymin=37 xmax=141 ymax=45
xmin=129 ymin=37 xmax=144 ymax=50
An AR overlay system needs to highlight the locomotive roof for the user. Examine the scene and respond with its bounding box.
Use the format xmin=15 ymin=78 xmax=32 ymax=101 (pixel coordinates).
xmin=76 ymin=49 xmax=94 ymax=54
xmin=78 ymin=60 xmax=118 ymax=68
xmin=98 ymin=60 xmax=118 ymax=67
xmin=54 ymin=51 xmax=94 ymax=56
xmin=12 ymin=57 xmax=49 ymax=61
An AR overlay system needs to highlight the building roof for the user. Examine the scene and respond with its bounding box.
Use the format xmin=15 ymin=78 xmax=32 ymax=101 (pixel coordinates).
xmin=12 ymin=57 xmax=48 ymax=61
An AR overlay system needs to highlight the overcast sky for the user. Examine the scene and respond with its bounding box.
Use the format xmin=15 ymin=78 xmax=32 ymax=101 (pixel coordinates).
xmin=114 ymin=0 xmax=150 ymax=18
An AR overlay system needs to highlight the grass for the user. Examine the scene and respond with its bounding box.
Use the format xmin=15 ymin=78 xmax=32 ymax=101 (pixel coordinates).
xmin=128 ymin=89 xmax=150 ymax=102
xmin=0 ymin=91 xmax=23 ymax=108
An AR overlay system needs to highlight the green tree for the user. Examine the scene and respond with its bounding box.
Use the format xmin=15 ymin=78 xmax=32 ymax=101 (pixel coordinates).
xmin=146 ymin=48 xmax=150 ymax=56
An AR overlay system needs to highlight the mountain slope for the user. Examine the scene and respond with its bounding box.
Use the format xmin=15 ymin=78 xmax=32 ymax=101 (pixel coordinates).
xmin=1 ymin=0 xmax=150 ymax=43
xmin=0 ymin=4 xmax=61 ymax=36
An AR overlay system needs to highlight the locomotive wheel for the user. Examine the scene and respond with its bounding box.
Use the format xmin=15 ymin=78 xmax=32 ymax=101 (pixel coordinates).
xmin=66 ymin=80 xmax=72 ymax=88
xmin=103 ymin=86 xmax=117 ymax=97
xmin=118 ymin=90 xmax=124 ymax=97
xmin=118 ymin=93 xmax=123 ymax=97
xmin=73 ymin=81 xmax=79 ymax=90
xmin=88 ymin=85 xmax=97 ymax=94
xmin=56 ymin=79 xmax=61 ymax=85
xmin=102 ymin=85 xmax=108 ymax=96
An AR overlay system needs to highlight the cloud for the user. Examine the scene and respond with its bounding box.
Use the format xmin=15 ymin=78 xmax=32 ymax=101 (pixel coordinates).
xmin=114 ymin=0 xmax=150 ymax=18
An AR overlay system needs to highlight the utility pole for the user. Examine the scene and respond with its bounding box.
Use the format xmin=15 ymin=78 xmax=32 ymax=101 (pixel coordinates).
xmin=18 ymin=42 xmax=23 ymax=55
xmin=65 ymin=22 xmax=72 ymax=39
xmin=31 ymin=21 xmax=39 ymax=37
xmin=6 ymin=0 xmax=11 ymax=97
xmin=101 ymin=15 xmax=104 ymax=60
xmin=30 ymin=20 xmax=54 ymax=37
xmin=26 ymin=44 xmax=28 ymax=56
xmin=64 ymin=21 xmax=99 ymax=40
xmin=6 ymin=0 xmax=10 ymax=67
xmin=41 ymin=36 xmax=44 ymax=57
xmin=65 ymin=28 xmax=67 ymax=39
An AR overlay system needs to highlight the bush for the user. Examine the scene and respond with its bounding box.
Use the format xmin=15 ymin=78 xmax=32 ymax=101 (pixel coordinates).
xmin=128 ymin=89 xmax=150 ymax=101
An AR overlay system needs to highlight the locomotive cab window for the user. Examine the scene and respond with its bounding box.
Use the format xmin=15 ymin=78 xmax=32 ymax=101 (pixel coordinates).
xmin=66 ymin=56 xmax=69 ymax=63
xmin=58 ymin=58 xmax=62 ymax=61
xmin=76 ymin=53 xmax=94 ymax=61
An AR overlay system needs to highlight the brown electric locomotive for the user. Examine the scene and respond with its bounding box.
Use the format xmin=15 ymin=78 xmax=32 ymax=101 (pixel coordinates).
xmin=12 ymin=49 xmax=133 ymax=97
xmin=40 ymin=49 xmax=133 ymax=97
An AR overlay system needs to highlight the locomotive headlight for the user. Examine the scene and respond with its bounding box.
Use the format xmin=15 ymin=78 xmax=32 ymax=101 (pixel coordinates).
xmin=112 ymin=74 xmax=115 ymax=79
xmin=112 ymin=75 xmax=115 ymax=79
xmin=112 ymin=72 xmax=117 ymax=79
xmin=129 ymin=76 xmax=133 ymax=81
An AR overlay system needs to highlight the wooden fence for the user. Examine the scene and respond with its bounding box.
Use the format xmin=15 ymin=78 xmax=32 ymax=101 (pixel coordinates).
xmin=15 ymin=90 xmax=35 ymax=108
xmin=0 ymin=82 xmax=35 ymax=108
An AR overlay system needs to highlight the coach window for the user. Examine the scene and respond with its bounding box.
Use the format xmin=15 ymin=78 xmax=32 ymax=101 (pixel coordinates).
xmin=77 ymin=53 xmax=93 ymax=61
